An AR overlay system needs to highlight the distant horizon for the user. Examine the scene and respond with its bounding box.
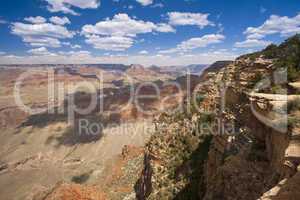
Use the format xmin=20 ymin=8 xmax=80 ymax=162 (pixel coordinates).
xmin=0 ymin=53 xmax=237 ymax=66
xmin=0 ymin=63 xmax=213 ymax=67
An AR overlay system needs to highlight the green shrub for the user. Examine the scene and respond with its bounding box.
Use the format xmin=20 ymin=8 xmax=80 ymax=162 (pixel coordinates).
xmin=247 ymin=141 xmax=268 ymax=162
xmin=248 ymin=73 xmax=263 ymax=88
xmin=287 ymin=65 xmax=300 ymax=82
xmin=288 ymin=116 xmax=300 ymax=129
xmin=263 ymin=44 xmax=278 ymax=58
xmin=200 ymin=112 xmax=215 ymax=124
xmin=287 ymin=98 xmax=300 ymax=113
xmin=195 ymin=94 xmax=205 ymax=105
xmin=71 ymin=172 xmax=90 ymax=184
xmin=270 ymin=85 xmax=286 ymax=94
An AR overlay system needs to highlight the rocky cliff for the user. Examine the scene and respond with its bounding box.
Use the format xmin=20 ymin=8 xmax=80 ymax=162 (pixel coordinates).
xmin=136 ymin=35 xmax=300 ymax=200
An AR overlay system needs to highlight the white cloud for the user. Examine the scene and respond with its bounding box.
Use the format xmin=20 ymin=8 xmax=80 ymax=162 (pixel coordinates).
xmin=58 ymin=50 xmax=90 ymax=56
xmin=168 ymin=12 xmax=214 ymax=28
xmin=85 ymin=35 xmax=134 ymax=51
xmin=82 ymin=13 xmax=175 ymax=51
xmin=0 ymin=51 xmax=238 ymax=66
xmin=71 ymin=44 xmax=81 ymax=49
xmin=245 ymin=13 xmax=300 ymax=39
xmin=62 ymin=42 xmax=82 ymax=49
xmin=11 ymin=19 xmax=75 ymax=48
xmin=151 ymin=3 xmax=164 ymax=8
xmin=27 ymin=49 xmax=92 ymax=60
xmin=136 ymin=0 xmax=153 ymax=6
xmin=23 ymin=36 xmax=62 ymax=48
xmin=0 ymin=51 xmax=5 ymax=55
xmin=82 ymin=13 xmax=156 ymax=37
xmin=50 ymin=16 xmax=70 ymax=25
xmin=28 ymin=47 xmax=50 ymax=55
xmin=2 ymin=54 xmax=24 ymax=59
xmin=139 ymin=50 xmax=148 ymax=54
xmin=44 ymin=0 xmax=100 ymax=15
xmin=155 ymin=23 xmax=176 ymax=33
xmin=234 ymin=39 xmax=271 ymax=48
xmin=235 ymin=13 xmax=300 ymax=48
xmin=158 ymin=48 xmax=178 ymax=54
xmin=159 ymin=34 xmax=225 ymax=54
xmin=246 ymin=33 xmax=265 ymax=40
xmin=127 ymin=5 xmax=134 ymax=10
xmin=179 ymin=34 xmax=225 ymax=50
xmin=12 ymin=22 xmax=74 ymax=38
xmin=260 ymin=6 xmax=267 ymax=14
xmin=0 ymin=19 xmax=7 ymax=24
xmin=62 ymin=41 xmax=71 ymax=45
xmin=24 ymin=16 xmax=47 ymax=24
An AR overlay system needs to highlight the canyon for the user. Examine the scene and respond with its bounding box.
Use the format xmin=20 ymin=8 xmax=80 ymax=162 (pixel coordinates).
xmin=0 ymin=35 xmax=299 ymax=200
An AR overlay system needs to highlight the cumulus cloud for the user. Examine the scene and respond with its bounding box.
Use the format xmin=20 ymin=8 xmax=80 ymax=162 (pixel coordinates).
xmin=159 ymin=34 xmax=225 ymax=54
xmin=12 ymin=22 xmax=74 ymax=38
xmin=11 ymin=18 xmax=75 ymax=48
xmin=236 ymin=13 xmax=300 ymax=48
xmin=245 ymin=14 xmax=300 ymax=39
xmin=158 ymin=48 xmax=179 ymax=54
xmin=27 ymin=49 xmax=91 ymax=59
xmin=81 ymin=13 xmax=175 ymax=51
xmin=49 ymin=16 xmax=70 ymax=25
xmin=234 ymin=39 xmax=271 ymax=48
xmin=23 ymin=36 xmax=62 ymax=48
xmin=139 ymin=50 xmax=148 ymax=54
xmin=62 ymin=42 xmax=82 ymax=49
xmin=24 ymin=16 xmax=47 ymax=24
xmin=167 ymin=12 xmax=214 ymax=28
xmin=125 ymin=5 xmax=134 ymax=10
xmin=151 ymin=3 xmax=164 ymax=8
xmin=28 ymin=47 xmax=51 ymax=55
xmin=58 ymin=50 xmax=90 ymax=56
xmin=62 ymin=41 xmax=71 ymax=45
xmin=85 ymin=35 xmax=134 ymax=51
xmin=82 ymin=13 xmax=157 ymax=37
xmin=44 ymin=0 xmax=100 ymax=15
xmin=71 ymin=44 xmax=81 ymax=49
xmin=179 ymin=34 xmax=225 ymax=50
xmin=155 ymin=23 xmax=176 ymax=33
xmin=136 ymin=0 xmax=153 ymax=6
xmin=27 ymin=47 xmax=48 ymax=55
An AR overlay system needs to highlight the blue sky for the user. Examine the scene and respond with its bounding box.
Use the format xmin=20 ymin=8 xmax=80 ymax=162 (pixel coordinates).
xmin=0 ymin=0 xmax=299 ymax=65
